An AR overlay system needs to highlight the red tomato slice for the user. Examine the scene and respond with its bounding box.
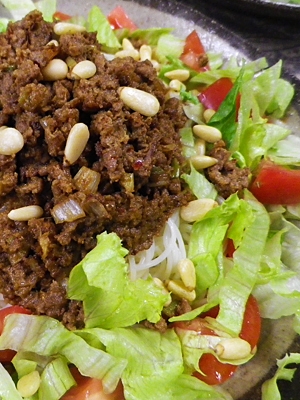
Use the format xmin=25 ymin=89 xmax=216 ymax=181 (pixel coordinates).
xmin=0 ymin=305 xmax=31 ymax=363
xmin=174 ymin=295 xmax=261 ymax=385
xmin=250 ymin=161 xmax=300 ymax=205
xmin=225 ymin=238 xmax=236 ymax=258
xmin=198 ymin=77 xmax=234 ymax=111
xmin=53 ymin=11 xmax=71 ymax=21
xmin=62 ymin=368 xmax=125 ymax=400
xmin=107 ymin=6 xmax=137 ymax=31
xmin=180 ymin=30 xmax=209 ymax=72
xmin=198 ymin=77 xmax=241 ymax=118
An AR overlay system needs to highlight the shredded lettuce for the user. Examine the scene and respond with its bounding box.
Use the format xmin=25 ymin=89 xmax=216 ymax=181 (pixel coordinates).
xmin=181 ymin=164 xmax=217 ymax=200
xmin=0 ymin=0 xmax=35 ymax=20
xmin=262 ymin=353 xmax=300 ymax=400
xmin=87 ymin=5 xmax=120 ymax=51
xmin=0 ymin=0 xmax=56 ymax=22
xmin=267 ymin=134 xmax=300 ymax=166
xmin=77 ymin=326 xmax=233 ymax=400
xmin=154 ymin=33 xmax=184 ymax=62
xmin=0 ymin=364 xmax=23 ymax=400
xmin=0 ymin=314 xmax=126 ymax=394
xmin=68 ymin=232 xmax=170 ymax=328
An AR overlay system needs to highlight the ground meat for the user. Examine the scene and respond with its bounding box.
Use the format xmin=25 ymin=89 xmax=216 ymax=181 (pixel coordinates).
xmin=0 ymin=11 xmax=191 ymax=328
xmin=205 ymin=140 xmax=250 ymax=199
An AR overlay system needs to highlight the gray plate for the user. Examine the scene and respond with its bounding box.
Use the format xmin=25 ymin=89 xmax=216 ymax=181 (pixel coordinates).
xmin=2 ymin=0 xmax=300 ymax=398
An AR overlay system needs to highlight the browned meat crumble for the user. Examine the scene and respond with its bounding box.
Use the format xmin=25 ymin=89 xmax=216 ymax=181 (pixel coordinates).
xmin=0 ymin=11 xmax=191 ymax=328
xmin=205 ymin=140 xmax=250 ymax=199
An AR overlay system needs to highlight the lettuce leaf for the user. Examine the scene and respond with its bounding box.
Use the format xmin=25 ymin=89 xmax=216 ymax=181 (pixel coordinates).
xmin=262 ymin=353 xmax=300 ymax=400
xmin=267 ymin=134 xmax=300 ymax=166
xmin=0 ymin=314 xmax=126 ymax=394
xmin=181 ymin=165 xmax=217 ymax=200
xmin=87 ymin=5 xmax=120 ymax=51
xmin=79 ymin=326 xmax=233 ymax=400
xmin=0 ymin=0 xmax=35 ymax=20
xmin=68 ymin=232 xmax=170 ymax=328
xmin=0 ymin=364 xmax=23 ymax=400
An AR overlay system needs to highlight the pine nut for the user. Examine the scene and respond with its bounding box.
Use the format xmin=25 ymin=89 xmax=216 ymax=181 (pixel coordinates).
xmin=53 ymin=22 xmax=86 ymax=35
xmin=193 ymin=124 xmax=222 ymax=143
xmin=215 ymin=338 xmax=251 ymax=360
xmin=203 ymin=108 xmax=216 ymax=123
xmin=66 ymin=56 xmax=77 ymax=69
xmin=195 ymin=138 xmax=206 ymax=156
xmin=122 ymin=38 xmax=135 ymax=51
xmin=190 ymin=155 xmax=218 ymax=170
xmin=17 ymin=370 xmax=41 ymax=398
xmin=139 ymin=44 xmax=152 ymax=61
xmin=71 ymin=60 xmax=97 ymax=79
xmin=0 ymin=127 xmax=24 ymax=155
xmin=177 ymin=259 xmax=196 ymax=290
xmin=42 ymin=59 xmax=68 ymax=81
xmin=180 ymin=198 xmax=218 ymax=223
xmin=119 ymin=87 xmax=160 ymax=117
xmin=153 ymin=277 xmax=171 ymax=306
xmin=165 ymin=90 xmax=180 ymax=100
xmin=169 ymin=79 xmax=186 ymax=92
xmin=115 ymin=49 xmax=140 ymax=60
xmin=46 ymin=39 xmax=59 ymax=47
xmin=8 ymin=205 xmax=43 ymax=221
xmin=151 ymin=59 xmax=160 ymax=70
xmin=164 ymin=69 xmax=190 ymax=82
xmin=167 ymin=280 xmax=196 ymax=302
xmin=64 ymin=123 xmax=90 ymax=165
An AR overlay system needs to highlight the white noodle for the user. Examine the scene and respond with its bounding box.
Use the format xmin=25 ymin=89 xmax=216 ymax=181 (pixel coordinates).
xmin=128 ymin=210 xmax=189 ymax=281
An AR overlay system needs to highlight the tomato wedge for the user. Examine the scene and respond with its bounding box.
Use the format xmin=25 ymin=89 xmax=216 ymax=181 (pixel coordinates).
xmin=174 ymin=295 xmax=261 ymax=385
xmin=53 ymin=11 xmax=71 ymax=21
xmin=107 ymin=6 xmax=137 ymax=31
xmin=180 ymin=30 xmax=209 ymax=72
xmin=0 ymin=305 xmax=31 ymax=363
xmin=62 ymin=368 xmax=125 ymax=400
xmin=250 ymin=161 xmax=300 ymax=205
xmin=198 ymin=77 xmax=241 ymax=117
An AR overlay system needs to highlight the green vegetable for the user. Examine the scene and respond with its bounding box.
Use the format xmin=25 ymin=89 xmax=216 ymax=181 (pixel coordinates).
xmin=0 ymin=364 xmax=23 ymax=400
xmin=181 ymin=164 xmax=218 ymax=200
xmin=262 ymin=353 xmax=300 ymax=400
xmin=68 ymin=232 xmax=170 ymax=328
xmin=77 ymin=326 xmax=233 ymax=400
xmin=0 ymin=314 xmax=126 ymax=395
xmin=208 ymin=69 xmax=244 ymax=147
xmin=87 ymin=5 xmax=121 ymax=51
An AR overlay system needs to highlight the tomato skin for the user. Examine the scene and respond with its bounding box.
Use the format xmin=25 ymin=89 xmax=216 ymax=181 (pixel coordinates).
xmin=198 ymin=77 xmax=241 ymax=118
xmin=62 ymin=368 xmax=125 ymax=400
xmin=239 ymin=294 xmax=261 ymax=349
xmin=194 ymin=353 xmax=237 ymax=386
xmin=250 ymin=162 xmax=300 ymax=205
xmin=53 ymin=11 xmax=71 ymax=21
xmin=180 ymin=30 xmax=209 ymax=72
xmin=198 ymin=78 xmax=234 ymax=111
xmin=174 ymin=295 xmax=261 ymax=385
xmin=225 ymin=238 xmax=236 ymax=258
xmin=0 ymin=305 xmax=31 ymax=363
xmin=107 ymin=6 xmax=137 ymax=31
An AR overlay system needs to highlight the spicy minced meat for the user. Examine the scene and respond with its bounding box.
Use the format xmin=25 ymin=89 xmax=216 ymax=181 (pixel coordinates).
xmin=205 ymin=140 xmax=250 ymax=199
xmin=0 ymin=11 xmax=192 ymax=328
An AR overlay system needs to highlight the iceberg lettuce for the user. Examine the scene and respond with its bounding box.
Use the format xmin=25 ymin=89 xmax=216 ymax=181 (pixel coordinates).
xmin=68 ymin=232 xmax=170 ymax=328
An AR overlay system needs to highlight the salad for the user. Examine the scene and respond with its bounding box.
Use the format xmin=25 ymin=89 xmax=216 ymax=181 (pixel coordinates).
xmin=0 ymin=0 xmax=300 ymax=399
